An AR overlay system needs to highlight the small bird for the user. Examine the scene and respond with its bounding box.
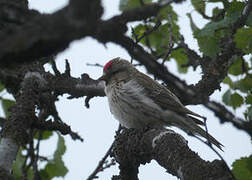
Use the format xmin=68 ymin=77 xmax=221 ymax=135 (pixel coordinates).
xmin=98 ymin=57 xmax=223 ymax=150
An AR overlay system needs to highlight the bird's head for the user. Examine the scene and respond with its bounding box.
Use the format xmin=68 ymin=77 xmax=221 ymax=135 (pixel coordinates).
xmin=98 ymin=57 xmax=135 ymax=84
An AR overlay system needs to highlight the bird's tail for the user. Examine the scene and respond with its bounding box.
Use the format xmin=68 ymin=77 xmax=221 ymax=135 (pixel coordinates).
xmin=189 ymin=123 xmax=224 ymax=151
xmin=164 ymin=113 xmax=223 ymax=150
xmin=185 ymin=115 xmax=223 ymax=150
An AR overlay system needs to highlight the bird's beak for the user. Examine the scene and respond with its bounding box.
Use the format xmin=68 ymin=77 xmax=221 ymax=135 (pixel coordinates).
xmin=98 ymin=74 xmax=107 ymax=81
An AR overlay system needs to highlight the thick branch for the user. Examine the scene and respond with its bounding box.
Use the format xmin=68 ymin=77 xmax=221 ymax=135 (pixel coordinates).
xmin=0 ymin=0 xmax=183 ymax=66
xmin=109 ymin=4 xmax=161 ymax=23
xmin=0 ymin=64 xmax=105 ymax=101
xmin=45 ymin=72 xmax=105 ymax=98
xmin=206 ymin=101 xmax=252 ymax=136
xmin=113 ymin=128 xmax=232 ymax=180
xmin=0 ymin=0 xmax=103 ymax=66
xmin=0 ymin=72 xmax=46 ymax=174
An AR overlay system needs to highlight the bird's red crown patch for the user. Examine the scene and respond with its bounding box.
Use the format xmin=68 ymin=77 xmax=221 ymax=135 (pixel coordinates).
xmin=104 ymin=60 xmax=113 ymax=71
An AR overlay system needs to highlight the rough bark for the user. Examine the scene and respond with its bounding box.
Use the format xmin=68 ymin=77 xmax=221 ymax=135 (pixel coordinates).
xmin=113 ymin=128 xmax=233 ymax=180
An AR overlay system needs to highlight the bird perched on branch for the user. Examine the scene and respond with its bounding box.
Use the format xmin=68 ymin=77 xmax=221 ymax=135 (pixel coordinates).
xmin=98 ymin=57 xmax=223 ymax=150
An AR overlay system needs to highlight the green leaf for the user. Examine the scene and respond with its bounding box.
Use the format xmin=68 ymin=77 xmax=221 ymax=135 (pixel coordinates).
xmin=226 ymin=1 xmax=244 ymax=17
xmin=40 ymin=161 xmax=67 ymax=179
xmin=1 ymin=99 xmax=15 ymax=118
xmin=54 ymin=134 xmax=66 ymax=160
xmin=222 ymin=76 xmax=234 ymax=88
xmin=27 ymin=168 xmax=34 ymax=180
xmin=170 ymin=48 xmax=188 ymax=73
xmin=233 ymin=75 xmax=252 ymax=92
xmin=197 ymin=2 xmax=241 ymax=38
xmin=190 ymin=1 xmax=246 ymax=58
xmin=148 ymin=23 xmax=170 ymax=48
xmin=132 ymin=24 xmax=145 ymax=42
xmin=191 ymin=0 xmax=205 ymax=14
xmin=212 ymin=7 xmax=224 ymax=21
xmin=197 ymin=21 xmax=225 ymax=37
xmin=228 ymin=57 xmax=248 ymax=76
xmin=149 ymin=22 xmax=179 ymax=53
xmin=34 ymin=130 xmax=53 ymax=140
xmin=13 ymin=150 xmax=34 ymax=180
xmin=197 ymin=36 xmax=221 ymax=58
xmin=39 ymin=169 xmax=50 ymax=179
xmin=230 ymin=93 xmax=244 ymax=109
xmin=222 ymin=89 xmax=231 ymax=106
xmin=187 ymin=13 xmax=200 ymax=34
xmin=133 ymin=22 xmax=179 ymax=54
xmin=0 ymin=83 xmax=4 ymax=92
xmin=188 ymin=12 xmax=222 ymax=58
xmin=245 ymin=95 xmax=252 ymax=105
xmin=232 ymin=155 xmax=252 ymax=180
xmin=246 ymin=13 xmax=252 ymax=26
xmin=39 ymin=134 xmax=68 ymax=178
xmin=119 ymin=0 xmax=152 ymax=11
xmin=234 ymin=28 xmax=252 ymax=53
xmin=12 ymin=149 xmax=25 ymax=179
xmin=222 ymin=90 xmax=244 ymax=109
xmin=158 ymin=5 xmax=178 ymax=21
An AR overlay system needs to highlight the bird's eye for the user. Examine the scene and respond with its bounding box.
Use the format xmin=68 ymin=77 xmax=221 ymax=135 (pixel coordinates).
xmin=112 ymin=70 xmax=120 ymax=75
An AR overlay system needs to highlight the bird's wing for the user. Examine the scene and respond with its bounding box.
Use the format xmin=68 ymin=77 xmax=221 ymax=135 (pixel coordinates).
xmin=135 ymin=71 xmax=204 ymax=119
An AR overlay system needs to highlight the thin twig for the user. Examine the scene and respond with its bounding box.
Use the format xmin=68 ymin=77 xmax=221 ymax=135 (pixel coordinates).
xmin=162 ymin=13 xmax=174 ymax=65
xmin=86 ymin=63 xmax=104 ymax=68
xmin=86 ymin=126 xmax=122 ymax=180
xmin=233 ymin=0 xmax=252 ymax=30
xmin=22 ymin=130 xmax=36 ymax=180
xmin=135 ymin=20 xmax=161 ymax=44
xmin=33 ymin=130 xmax=42 ymax=179
xmin=64 ymin=59 xmax=71 ymax=77
xmin=176 ymin=35 xmax=202 ymax=69
xmin=51 ymin=60 xmax=60 ymax=76
xmin=130 ymin=57 xmax=134 ymax=64
xmin=85 ymin=95 xmax=94 ymax=108
xmin=86 ymin=141 xmax=115 ymax=180
xmin=197 ymin=9 xmax=225 ymax=22
xmin=38 ymin=156 xmax=49 ymax=161
xmin=241 ymin=56 xmax=248 ymax=74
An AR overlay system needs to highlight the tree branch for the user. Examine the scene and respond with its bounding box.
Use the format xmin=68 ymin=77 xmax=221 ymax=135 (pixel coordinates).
xmin=233 ymin=0 xmax=252 ymax=30
xmin=113 ymin=128 xmax=233 ymax=180
xmin=206 ymin=101 xmax=252 ymax=136
xmin=0 ymin=0 xmax=103 ymax=66
xmin=0 ymin=72 xmax=46 ymax=174
xmin=0 ymin=0 xmax=185 ymax=66
xmin=32 ymin=119 xmax=83 ymax=142
xmin=86 ymin=141 xmax=115 ymax=180
xmin=0 ymin=117 xmax=6 ymax=127
xmin=46 ymin=71 xmax=105 ymax=99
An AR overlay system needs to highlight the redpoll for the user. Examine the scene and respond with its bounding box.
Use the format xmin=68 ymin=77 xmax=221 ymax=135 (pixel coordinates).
xmin=99 ymin=57 xmax=223 ymax=150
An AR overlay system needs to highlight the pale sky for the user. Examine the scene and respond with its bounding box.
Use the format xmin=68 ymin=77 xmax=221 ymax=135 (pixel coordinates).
xmin=5 ymin=0 xmax=249 ymax=179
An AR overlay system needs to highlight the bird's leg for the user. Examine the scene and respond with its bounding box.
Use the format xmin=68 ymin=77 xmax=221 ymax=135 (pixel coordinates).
xmin=203 ymin=118 xmax=213 ymax=148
